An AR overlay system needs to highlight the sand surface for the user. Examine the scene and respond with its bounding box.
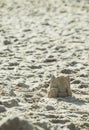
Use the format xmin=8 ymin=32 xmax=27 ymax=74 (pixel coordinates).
xmin=0 ymin=0 xmax=89 ymax=129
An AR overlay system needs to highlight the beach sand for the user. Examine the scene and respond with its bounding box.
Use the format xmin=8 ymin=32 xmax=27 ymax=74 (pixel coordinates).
xmin=0 ymin=0 xmax=89 ymax=129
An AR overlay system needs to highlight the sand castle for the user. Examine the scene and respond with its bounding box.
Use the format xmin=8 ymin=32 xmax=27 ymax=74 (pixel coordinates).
xmin=48 ymin=75 xmax=72 ymax=98
xmin=0 ymin=117 xmax=34 ymax=130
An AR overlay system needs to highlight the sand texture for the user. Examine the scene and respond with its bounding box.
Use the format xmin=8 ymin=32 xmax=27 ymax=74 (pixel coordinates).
xmin=0 ymin=0 xmax=89 ymax=129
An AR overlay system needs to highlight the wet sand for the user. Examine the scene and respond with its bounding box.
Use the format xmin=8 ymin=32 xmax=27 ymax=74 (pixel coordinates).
xmin=0 ymin=0 xmax=89 ymax=129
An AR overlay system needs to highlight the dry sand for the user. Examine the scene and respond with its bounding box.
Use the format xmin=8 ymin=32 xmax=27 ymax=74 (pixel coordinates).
xmin=0 ymin=0 xmax=89 ymax=129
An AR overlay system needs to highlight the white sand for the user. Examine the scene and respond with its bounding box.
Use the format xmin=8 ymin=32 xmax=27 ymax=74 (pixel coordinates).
xmin=0 ymin=0 xmax=89 ymax=129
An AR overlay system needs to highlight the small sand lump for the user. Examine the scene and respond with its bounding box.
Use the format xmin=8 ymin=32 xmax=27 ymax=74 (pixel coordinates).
xmin=48 ymin=75 xmax=72 ymax=98
xmin=0 ymin=117 xmax=34 ymax=130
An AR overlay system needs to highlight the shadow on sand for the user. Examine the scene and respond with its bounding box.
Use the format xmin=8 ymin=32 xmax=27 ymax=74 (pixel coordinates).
xmin=57 ymin=96 xmax=85 ymax=106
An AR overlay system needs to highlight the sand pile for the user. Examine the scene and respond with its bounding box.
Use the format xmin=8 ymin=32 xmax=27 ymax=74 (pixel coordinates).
xmin=0 ymin=0 xmax=89 ymax=129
